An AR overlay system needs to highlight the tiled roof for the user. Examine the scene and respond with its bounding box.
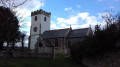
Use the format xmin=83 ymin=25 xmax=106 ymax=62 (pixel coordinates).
xmin=40 ymin=28 xmax=89 ymax=47
xmin=42 ymin=28 xmax=70 ymax=39
xmin=68 ymin=28 xmax=89 ymax=38
xmin=43 ymin=39 xmax=53 ymax=47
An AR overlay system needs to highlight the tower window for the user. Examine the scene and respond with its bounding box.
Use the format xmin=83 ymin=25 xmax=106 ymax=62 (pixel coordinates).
xmin=55 ymin=39 xmax=58 ymax=47
xmin=33 ymin=26 xmax=37 ymax=32
xmin=39 ymin=42 xmax=43 ymax=47
xmin=35 ymin=16 xmax=37 ymax=21
xmin=44 ymin=17 xmax=47 ymax=21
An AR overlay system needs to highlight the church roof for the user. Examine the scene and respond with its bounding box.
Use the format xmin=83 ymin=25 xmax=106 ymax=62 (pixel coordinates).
xmin=68 ymin=28 xmax=89 ymax=38
xmin=42 ymin=28 xmax=70 ymax=39
xmin=43 ymin=39 xmax=53 ymax=47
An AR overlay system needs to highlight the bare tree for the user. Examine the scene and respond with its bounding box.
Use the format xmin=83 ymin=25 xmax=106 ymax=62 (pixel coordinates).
xmin=0 ymin=0 xmax=29 ymax=26
xmin=0 ymin=0 xmax=27 ymax=9
xmin=20 ymin=33 xmax=26 ymax=52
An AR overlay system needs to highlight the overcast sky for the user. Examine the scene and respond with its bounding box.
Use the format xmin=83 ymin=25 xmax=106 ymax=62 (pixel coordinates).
xmin=17 ymin=0 xmax=120 ymax=46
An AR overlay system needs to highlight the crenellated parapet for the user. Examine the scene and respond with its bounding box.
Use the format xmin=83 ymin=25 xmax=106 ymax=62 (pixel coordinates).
xmin=31 ymin=9 xmax=51 ymax=17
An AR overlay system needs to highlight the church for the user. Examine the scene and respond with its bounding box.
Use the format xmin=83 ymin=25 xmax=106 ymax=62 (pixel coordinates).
xmin=29 ymin=9 xmax=92 ymax=54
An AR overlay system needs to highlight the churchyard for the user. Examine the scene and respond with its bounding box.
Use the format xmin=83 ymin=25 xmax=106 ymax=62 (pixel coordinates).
xmin=0 ymin=54 xmax=87 ymax=67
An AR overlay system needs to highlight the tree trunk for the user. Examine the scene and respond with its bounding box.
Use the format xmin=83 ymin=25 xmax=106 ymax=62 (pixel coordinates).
xmin=22 ymin=38 xmax=24 ymax=52
xmin=0 ymin=41 xmax=4 ymax=51
xmin=11 ymin=42 xmax=15 ymax=50
xmin=6 ymin=42 xmax=9 ymax=51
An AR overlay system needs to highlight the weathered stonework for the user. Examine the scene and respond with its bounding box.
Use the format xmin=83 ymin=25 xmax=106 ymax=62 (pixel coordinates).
xmin=48 ymin=38 xmax=64 ymax=53
xmin=31 ymin=9 xmax=51 ymax=17
xmin=30 ymin=9 xmax=51 ymax=50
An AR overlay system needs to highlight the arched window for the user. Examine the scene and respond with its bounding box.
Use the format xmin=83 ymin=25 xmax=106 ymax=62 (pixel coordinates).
xmin=35 ymin=16 xmax=37 ymax=21
xmin=68 ymin=41 xmax=71 ymax=48
xmin=44 ymin=17 xmax=47 ymax=21
xmin=39 ymin=42 xmax=43 ymax=47
xmin=55 ymin=39 xmax=58 ymax=47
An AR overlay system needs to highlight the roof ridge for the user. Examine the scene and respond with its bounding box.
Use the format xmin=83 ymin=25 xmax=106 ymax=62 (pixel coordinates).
xmin=45 ymin=28 xmax=70 ymax=32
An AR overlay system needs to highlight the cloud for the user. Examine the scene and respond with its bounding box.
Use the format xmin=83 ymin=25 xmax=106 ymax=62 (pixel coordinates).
xmin=26 ymin=21 xmax=31 ymax=27
xmin=50 ymin=21 xmax=59 ymax=30
xmin=64 ymin=7 xmax=72 ymax=11
xmin=57 ymin=17 xmax=78 ymax=25
xmin=65 ymin=16 xmax=78 ymax=24
xmin=78 ymin=12 xmax=89 ymax=20
xmin=14 ymin=8 xmax=31 ymax=21
xmin=57 ymin=18 xmax=65 ymax=23
xmin=60 ymin=23 xmax=67 ymax=27
xmin=98 ymin=12 xmax=110 ymax=19
xmin=19 ymin=0 xmax=45 ymax=11
xmin=70 ymin=25 xmax=82 ymax=29
xmin=55 ymin=12 xmax=100 ymax=29
xmin=97 ymin=12 xmax=113 ymax=28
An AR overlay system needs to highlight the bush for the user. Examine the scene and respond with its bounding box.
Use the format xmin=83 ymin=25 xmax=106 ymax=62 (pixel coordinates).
xmin=70 ymin=37 xmax=98 ymax=60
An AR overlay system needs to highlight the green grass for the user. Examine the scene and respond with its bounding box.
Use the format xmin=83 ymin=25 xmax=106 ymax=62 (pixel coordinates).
xmin=0 ymin=58 xmax=85 ymax=67
xmin=55 ymin=53 xmax=70 ymax=59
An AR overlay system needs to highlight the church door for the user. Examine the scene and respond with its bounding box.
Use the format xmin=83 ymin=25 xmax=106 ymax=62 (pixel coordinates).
xmin=38 ymin=42 xmax=44 ymax=53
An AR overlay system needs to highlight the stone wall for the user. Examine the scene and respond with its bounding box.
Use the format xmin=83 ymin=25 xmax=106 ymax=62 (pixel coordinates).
xmin=48 ymin=38 xmax=64 ymax=53
xmin=48 ymin=38 xmax=85 ymax=54
xmin=0 ymin=51 xmax=53 ymax=59
xmin=67 ymin=38 xmax=85 ymax=53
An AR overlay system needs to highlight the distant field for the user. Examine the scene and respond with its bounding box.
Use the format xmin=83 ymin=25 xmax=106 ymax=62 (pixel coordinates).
xmin=0 ymin=58 xmax=86 ymax=67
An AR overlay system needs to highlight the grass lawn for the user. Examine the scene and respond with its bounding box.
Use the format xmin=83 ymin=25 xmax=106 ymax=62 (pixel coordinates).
xmin=0 ymin=58 xmax=85 ymax=67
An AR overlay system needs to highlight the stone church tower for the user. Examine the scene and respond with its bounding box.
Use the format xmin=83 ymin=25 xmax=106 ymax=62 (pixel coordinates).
xmin=29 ymin=9 xmax=51 ymax=51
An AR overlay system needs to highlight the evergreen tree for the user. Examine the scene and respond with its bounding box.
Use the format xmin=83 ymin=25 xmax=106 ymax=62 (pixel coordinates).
xmin=0 ymin=6 xmax=21 ymax=50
